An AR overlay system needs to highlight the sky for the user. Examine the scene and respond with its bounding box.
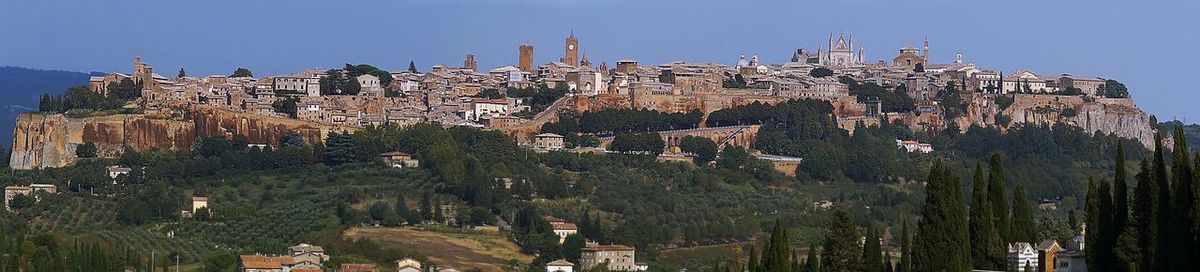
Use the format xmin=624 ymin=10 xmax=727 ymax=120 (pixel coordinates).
xmin=1 ymin=0 xmax=1197 ymax=122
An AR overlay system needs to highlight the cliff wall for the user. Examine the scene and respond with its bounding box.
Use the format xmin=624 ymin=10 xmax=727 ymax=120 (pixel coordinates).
xmin=1000 ymin=95 xmax=1159 ymax=148
xmin=10 ymin=106 xmax=351 ymax=169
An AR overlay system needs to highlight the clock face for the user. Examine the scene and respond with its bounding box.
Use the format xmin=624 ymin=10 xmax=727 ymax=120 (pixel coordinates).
xmin=568 ymin=44 xmax=575 ymax=50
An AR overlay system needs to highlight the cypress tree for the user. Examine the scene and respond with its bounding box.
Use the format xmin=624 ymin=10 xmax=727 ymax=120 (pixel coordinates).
xmin=1168 ymin=125 xmax=1194 ymax=272
xmin=1132 ymin=159 xmax=1156 ymax=270
xmin=804 ymin=244 xmax=820 ymax=272
xmin=912 ymin=160 xmax=971 ymax=271
xmin=1152 ymin=131 xmax=1171 ymax=272
xmin=1011 ymin=184 xmax=1038 ymax=245
xmin=862 ymin=224 xmax=883 ymax=272
xmin=760 ymin=220 xmax=792 ymax=272
xmin=748 ymin=246 xmax=759 ymax=272
xmin=1099 ymin=178 xmax=1116 ymax=271
xmin=1085 ymin=178 xmax=1100 ymax=270
xmin=968 ymin=163 xmax=1004 ymax=270
xmin=988 ymin=153 xmax=1011 ymax=243
xmin=823 ymin=209 xmax=862 ymax=272
xmin=898 ymin=219 xmax=911 ymax=272
xmin=1114 ymin=143 xmax=1130 ymax=233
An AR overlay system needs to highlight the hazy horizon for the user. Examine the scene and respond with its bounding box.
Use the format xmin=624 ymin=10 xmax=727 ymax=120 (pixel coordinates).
xmin=2 ymin=0 xmax=1197 ymax=121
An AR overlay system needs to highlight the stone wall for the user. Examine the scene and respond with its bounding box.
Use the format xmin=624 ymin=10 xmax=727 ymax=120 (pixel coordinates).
xmin=999 ymin=94 xmax=1158 ymax=148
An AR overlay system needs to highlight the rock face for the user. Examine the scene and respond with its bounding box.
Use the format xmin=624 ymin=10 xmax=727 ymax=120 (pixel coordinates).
xmin=1000 ymin=95 xmax=1159 ymax=148
xmin=9 ymin=106 xmax=351 ymax=169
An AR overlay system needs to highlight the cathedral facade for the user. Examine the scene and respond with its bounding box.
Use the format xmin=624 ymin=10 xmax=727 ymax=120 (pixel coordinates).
xmin=819 ymin=34 xmax=865 ymax=68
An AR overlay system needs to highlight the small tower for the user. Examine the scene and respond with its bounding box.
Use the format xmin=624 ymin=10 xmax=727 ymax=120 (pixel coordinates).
xmin=749 ymin=53 xmax=759 ymax=66
xmin=463 ymin=53 xmax=477 ymax=71
xmin=955 ymin=52 xmax=963 ymax=64
xmin=519 ymin=43 xmax=534 ymax=73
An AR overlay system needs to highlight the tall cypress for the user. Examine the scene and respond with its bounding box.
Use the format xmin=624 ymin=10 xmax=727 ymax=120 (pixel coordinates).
xmin=898 ymin=219 xmax=911 ymax=272
xmin=987 ymin=153 xmax=1011 ymax=243
xmin=1132 ymin=160 xmax=1156 ymax=270
xmin=805 ymin=244 xmax=820 ymax=272
xmin=912 ymin=160 xmax=971 ymax=271
xmin=760 ymin=220 xmax=792 ymax=272
xmin=1011 ymin=184 xmax=1038 ymax=245
xmin=1152 ymin=131 xmax=1172 ymax=272
xmin=1099 ymin=179 xmax=1117 ymax=271
xmin=968 ymin=163 xmax=1004 ymax=270
xmin=862 ymin=224 xmax=884 ymax=272
xmin=1168 ymin=126 xmax=1195 ymax=272
xmin=1085 ymin=178 xmax=1101 ymax=270
xmin=823 ymin=209 xmax=862 ymax=272
xmin=1114 ymin=143 xmax=1130 ymax=233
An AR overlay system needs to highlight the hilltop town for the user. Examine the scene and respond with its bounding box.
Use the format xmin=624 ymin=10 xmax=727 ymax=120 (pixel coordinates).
xmin=8 ymin=33 xmax=1157 ymax=170
xmin=1 ymin=33 xmax=1178 ymax=272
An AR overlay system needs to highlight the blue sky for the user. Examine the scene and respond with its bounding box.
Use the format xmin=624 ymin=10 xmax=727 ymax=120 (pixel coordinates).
xmin=2 ymin=0 xmax=1197 ymax=121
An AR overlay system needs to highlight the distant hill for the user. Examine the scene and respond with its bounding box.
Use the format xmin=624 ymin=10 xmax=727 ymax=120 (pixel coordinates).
xmin=0 ymin=67 xmax=94 ymax=148
xmin=1162 ymin=121 xmax=1200 ymax=152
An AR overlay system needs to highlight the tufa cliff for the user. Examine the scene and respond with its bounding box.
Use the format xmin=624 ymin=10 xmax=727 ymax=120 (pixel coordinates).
xmin=9 ymin=106 xmax=352 ymax=169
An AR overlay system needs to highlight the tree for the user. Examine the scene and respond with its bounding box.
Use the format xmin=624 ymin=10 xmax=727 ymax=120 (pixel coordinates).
xmin=322 ymin=131 xmax=356 ymax=165
xmin=1152 ymin=131 xmax=1171 ymax=272
xmin=898 ymin=219 xmax=911 ymax=272
xmin=679 ymin=136 xmax=718 ymax=164
xmin=804 ymin=244 xmax=821 ymax=272
xmin=561 ymin=234 xmax=586 ymax=263
xmin=408 ymin=61 xmax=418 ymax=73
xmin=7 ymin=194 xmax=34 ymax=211
xmin=822 ymin=209 xmax=861 ymax=272
xmin=1010 ymin=185 xmax=1037 ymax=245
xmin=968 ymin=163 xmax=1005 ymax=270
xmin=280 ymin=131 xmax=306 ymax=148
xmin=809 ymin=67 xmax=834 ymax=78
xmin=271 ymin=98 xmax=298 ymax=118
xmin=1167 ymin=125 xmax=1194 ymax=272
xmin=231 ymin=68 xmax=253 ymax=78
xmin=987 ymin=153 xmax=1011 ymax=243
xmin=1114 ymin=143 xmax=1130 ymax=234
xmin=1104 ymin=79 xmax=1129 ymax=98
xmin=369 ymin=201 xmax=391 ymax=221
xmin=1132 ymin=159 xmax=1156 ymax=270
xmin=1084 ymin=178 xmax=1101 ymax=270
xmin=609 ymin=132 xmax=664 ymax=155
xmin=75 ymin=142 xmax=97 ymax=158
xmin=861 ymin=224 xmax=884 ymax=272
xmin=912 ymin=159 xmax=971 ymax=271
xmin=760 ymin=220 xmax=792 ymax=272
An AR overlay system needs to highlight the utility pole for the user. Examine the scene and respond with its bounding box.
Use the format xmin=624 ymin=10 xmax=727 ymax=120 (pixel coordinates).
xmin=174 ymin=254 xmax=180 ymax=272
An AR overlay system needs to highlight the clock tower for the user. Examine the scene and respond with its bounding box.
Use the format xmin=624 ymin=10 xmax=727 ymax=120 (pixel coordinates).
xmin=563 ymin=32 xmax=579 ymax=67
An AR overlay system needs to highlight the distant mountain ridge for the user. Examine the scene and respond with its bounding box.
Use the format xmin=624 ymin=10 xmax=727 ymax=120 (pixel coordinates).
xmin=0 ymin=66 xmax=95 ymax=148
xmin=1162 ymin=121 xmax=1200 ymax=152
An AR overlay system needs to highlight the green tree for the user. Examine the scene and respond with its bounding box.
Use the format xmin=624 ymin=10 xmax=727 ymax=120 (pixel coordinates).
xmin=271 ymin=98 xmax=298 ymax=118
xmin=280 ymin=131 xmax=306 ymax=148
xmin=369 ymin=201 xmax=391 ymax=221
xmin=822 ymin=209 xmax=861 ymax=272
xmin=75 ymin=142 xmax=97 ymax=158
xmin=231 ymin=67 xmax=253 ymax=78
xmin=1167 ymin=125 xmax=1194 ymax=272
xmin=987 ymin=153 xmax=1011 ymax=243
xmin=804 ymin=244 xmax=820 ymax=272
xmin=409 ymin=61 xmax=418 ymax=73
xmin=1104 ymin=79 xmax=1129 ymax=98
xmin=968 ymin=163 xmax=1005 ymax=270
xmin=1152 ymin=131 xmax=1171 ymax=272
xmin=861 ymin=224 xmax=884 ymax=272
xmin=322 ymin=131 xmax=356 ymax=165
xmin=898 ymin=219 xmax=911 ymax=272
xmin=679 ymin=136 xmax=719 ymax=164
xmin=561 ymin=234 xmax=586 ymax=263
xmin=1010 ymin=185 xmax=1037 ymax=244
xmin=759 ymin=220 xmax=792 ymax=272
xmin=809 ymin=67 xmax=834 ymax=78
xmin=912 ymin=159 xmax=971 ymax=271
xmin=1132 ymin=159 xmax=1156 ymax=270
xmin=1084 ymin=178 xmax=1101 ymax=270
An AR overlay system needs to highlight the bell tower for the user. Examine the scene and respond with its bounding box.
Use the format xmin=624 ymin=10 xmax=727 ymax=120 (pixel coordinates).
xmin=564 ymin=32 xmax=579 ymax=67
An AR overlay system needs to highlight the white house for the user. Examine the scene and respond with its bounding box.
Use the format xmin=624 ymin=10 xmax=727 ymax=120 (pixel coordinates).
xmin=550 ymin=221 xmax=578 ymax=244
xmin=468 ymin=98 xmax=509 ymax=121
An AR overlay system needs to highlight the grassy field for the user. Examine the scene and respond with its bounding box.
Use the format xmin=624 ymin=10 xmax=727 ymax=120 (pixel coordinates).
xmin=344 ymin=227 xmax=532 ymax=271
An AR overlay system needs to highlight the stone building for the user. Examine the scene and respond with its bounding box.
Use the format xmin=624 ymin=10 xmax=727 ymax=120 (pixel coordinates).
xmin=820 ymin=34 xmax=865 ymax=68
xmin=580 ymin=245 xmax=643 ymax=271
xmin=562 ymin=33 xmax=579 ymax=67
xmin=463 ymin=53 xmax=477 ymax=71
xmin=533 ymin=133 xmax=565 ymax=150
xmin=4 ymin=184 xmax=56 ymax=212
xmin=546 ymin=259 xmax=574 ymax=272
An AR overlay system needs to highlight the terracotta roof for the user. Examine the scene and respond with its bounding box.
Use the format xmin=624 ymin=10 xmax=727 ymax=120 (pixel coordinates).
xmin=239 ymin=255 xmax=292 ymax=269
xmin=551 ymin=222 xmax=578 ymax=230
xmin=292 ymin=268 xmax=323 ymax=272
xmin=582 ymin=245 xmax=634 ymax=251
xmin=547 ymin=259 xmax=575 ymax=266
xmin=5 ymin=186 xmax=31 ymax=191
